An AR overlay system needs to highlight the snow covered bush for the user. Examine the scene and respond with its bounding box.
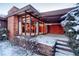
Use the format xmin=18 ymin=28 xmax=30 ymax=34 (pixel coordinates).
xmin=61 ymin=7 xmax=79 ymax=55
xmin=0 ymin=28 xmax=7 ymax=40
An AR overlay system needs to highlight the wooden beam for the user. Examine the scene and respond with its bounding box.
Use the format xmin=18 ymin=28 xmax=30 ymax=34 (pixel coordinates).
xmin=25 ymin=12 xmax=41 ymax=21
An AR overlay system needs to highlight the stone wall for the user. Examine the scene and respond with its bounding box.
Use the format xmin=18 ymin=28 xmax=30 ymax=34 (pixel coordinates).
xmin=12 ymin=36 xmax=55 ymax=56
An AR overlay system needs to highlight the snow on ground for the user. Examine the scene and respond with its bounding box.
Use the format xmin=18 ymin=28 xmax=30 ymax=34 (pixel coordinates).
xmin=37 ymin=34 xmax=69 ymax=41
xmin=35 ymin=34 xmax=75 ymax=56
xmin=0 ymin=40 xmax=40 ymax=56
xmin=17 ymin=34 xmax=69 ymax=47
xmin=35 ymin=34 xmax=69 ymax=47
xmin=16 ymin=34 xmax=71 ymax=56
xmin=36 ymin=35 xmax=57 ymax=47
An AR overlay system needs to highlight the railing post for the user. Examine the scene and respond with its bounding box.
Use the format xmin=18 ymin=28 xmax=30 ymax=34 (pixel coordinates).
xmin=53 ymin=41 xmax=57 ymax=56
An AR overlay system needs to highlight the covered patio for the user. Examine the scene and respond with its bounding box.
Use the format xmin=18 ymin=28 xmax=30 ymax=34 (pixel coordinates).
xmin=8 ymin=5 xmax=47 ymax=39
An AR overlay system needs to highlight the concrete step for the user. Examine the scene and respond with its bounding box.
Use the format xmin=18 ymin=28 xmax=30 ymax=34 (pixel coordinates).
xmin=56 ymin=45 xmax=73 ymax=52
xmin=56 ymin=45 xmax=71 ymax=50
xmin=57 ymin=40 xmax=68 ymax=43
xmin=55 ymin=49 xmax=74 ymax=55
xmin=55 ymin=52 xmax=68 ymax=56
xmin=57 ymin=40 xmax=68 ymax=45
xmin=56 ymin=42 xmax=69 ymax=47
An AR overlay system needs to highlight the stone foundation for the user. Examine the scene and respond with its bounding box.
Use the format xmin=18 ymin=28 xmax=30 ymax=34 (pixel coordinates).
xmin=37 ymin=43 xmax=55 ymax=56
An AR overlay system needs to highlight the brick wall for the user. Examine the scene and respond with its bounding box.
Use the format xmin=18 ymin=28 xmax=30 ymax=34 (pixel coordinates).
xmin=8 ymin=16 xmax=18 ymax=39
xmin=14 ymin=16 xmax=18 ymax=35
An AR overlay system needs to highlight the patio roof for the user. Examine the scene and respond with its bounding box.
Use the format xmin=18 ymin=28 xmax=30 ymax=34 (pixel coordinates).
xmin=41 ymin=7 xmax=75 ymax=17
xmin=40 ymin=7 xmax=75 ymax=23
xmin=8 ymin=5 xmax=41 ymax=19
xmin=7 ymin=4 xmax=76 ymax=23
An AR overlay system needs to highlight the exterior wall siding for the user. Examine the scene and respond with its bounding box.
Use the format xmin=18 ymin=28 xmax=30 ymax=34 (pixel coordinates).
xmin=48 ymin=24 xmax=64 ymax=34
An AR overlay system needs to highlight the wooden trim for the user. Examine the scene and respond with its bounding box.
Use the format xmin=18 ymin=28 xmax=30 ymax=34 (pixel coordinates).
xmin=45 ymin=23 xmax=61 ymax=25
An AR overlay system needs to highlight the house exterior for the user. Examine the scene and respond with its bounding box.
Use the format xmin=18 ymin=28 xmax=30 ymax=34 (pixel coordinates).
xmin=40 ymin=7 xmax=74 ymax=34
xmin=8 ymin=5 xmax=47 ymax=39
xmin=0 ymin=17 xmax=7 ymax=28
xmin=7 ymin=4 xmax=74 ymax=39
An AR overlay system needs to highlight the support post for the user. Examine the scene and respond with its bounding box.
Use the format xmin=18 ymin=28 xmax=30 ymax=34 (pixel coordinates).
xmin=36 ymin=21 xmax=39 ymax=35
xmin=38 ymin=21 xmax=39 ymax=35
xmin=46 ymin=25 xmax=48 ymax=34
xmin=18 ymin=16 xmax=22 ymax=35
xmin=43 ymin=22 xmax=44 ymax=34
xmin=25 ymin=11 xmax=27 ymax=35
xmin=29 ymin=16 xmax=32 ymax=37
xmin=18 ymin=16 xmax=19 ymax=35
xmin=34 ymin=21 xmax=36 ymax=36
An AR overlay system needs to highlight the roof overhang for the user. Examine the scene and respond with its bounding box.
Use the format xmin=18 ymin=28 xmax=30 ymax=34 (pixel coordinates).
xmin=7 ymin=4 xmax=76 ymax=23
xmin=7 ymin=5 xmax=41 ymax=19
xmin=40 ymin=7 xmax=75 ymax=23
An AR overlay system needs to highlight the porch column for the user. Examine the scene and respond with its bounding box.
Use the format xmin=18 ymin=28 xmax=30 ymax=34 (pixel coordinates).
xmin=29 ymin=16 xmax=32 ymax=36
xmin=36 ymin=21 xmax=39 ymax=35
xmin=43 ymin=22 xmax=44 ymax=34
xmin=34 ymin=21 xmax=36 ymax=36
xmin=18 ymin=17 xmax=22 ymax=35
xmin=25 ymin=12 xmax=27 ymax=35
xmin=45 ymin=25 xmax=48 ymax=34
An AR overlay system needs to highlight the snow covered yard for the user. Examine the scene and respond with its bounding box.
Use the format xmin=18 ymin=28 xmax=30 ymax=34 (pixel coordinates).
xmin=46 ymin=34 xmax=69 ymax=41
xmin=33 ymin=34 xmax=75 ymax=56
xmin=15 ymin=34 xmax=75 ymax=56
xmin=0 ymin=40 xmax=40 ymax=56
xmin=30 ymin=34 xmax=69 ymax=47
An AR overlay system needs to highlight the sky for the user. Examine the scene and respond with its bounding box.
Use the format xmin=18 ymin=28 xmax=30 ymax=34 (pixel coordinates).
xmin=0 ymin=3 xmax=76 ymax=15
